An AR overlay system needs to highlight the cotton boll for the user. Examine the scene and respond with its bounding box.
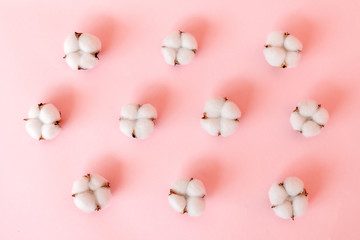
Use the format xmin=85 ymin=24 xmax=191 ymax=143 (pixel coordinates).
xmin=273 ymin=201 xmax=293 ymax=219
xmin=180 ymin=32 xmax=198 ymax=50
xmin=119 ymin=104 xmax=157 ymax=139
xmin=65 ymin=52 xmax=82 ymax=70
xmin=265 ymin=31 xmax=286 ymax=47
xmin=284 ymin=35 xmax=303 ymax=52
xmin=73 ymin=192 xmax=97 ymax=213
xmin=120 ymin=104 xmax=140 ymax=120
xmin=186 ymin=197 xmax=205 ymax=217
xmin=78 ymin=33 xmax=101 ymax=53
xmin=161 ymin=47 xmax=177 ymax=65
xmin=302 ymin=120 xmax=321 ymax=137
xmin=134 ymin=119 xmax=154 ymax=139
xmin=137 ymin=104 xmax=157 ymax=119
xmin=64 ymin=34 xmax=79 ymax=54
xmin=221 ymin=101 xmax=241 ymax=119
xmin=297 ymin=100 xmax=319 ymax=117
xmin=285 ymin=52 xmax=301 ymax=68
xmin=171 ymin=179 xmax=191 ymax=195
xmin=269 ymin=183 xmax=288 ymax=206
xmin=263 ymin=47 xmax=286 ymax=67
xmin=79 ymin=53 xmax=98 ymax=70
xmin=290 ymin=112 xmax=307 ymax=131
xmin=200 ymin=118 xmax=221 ymax=136
xmin=293 ymin=195 xmax=308 ymax=217
xmin=94 ymin=187 xmax=112 ymax=209
xmin=186 ymin=179 xmax=206 ymax=197
xmin=220 ymin=118 xmax=239 ymax=136
xmin=312 ymin=107 xmax=329 ymax=125
xmin=25 ymin=103 xmax=61 ymax=141
xmin=25 ymin=119 xmax=42 ymax=140
xmin=162 ymin=31 xmax=197 ymax=65
xmin=41 ymin=123 xmax=61 ymax=140
xmin=176 ymin=48 xmax=195 ymax=65
xmin=168 ymin=194 xmax=187 ymax=213
xmin=283 ymin=177 xmax=304 ymax=196
xmin=162 ymin=31 xmax=181 ymax=49
xmin=203 ymin=98 xmax=226 ymax=118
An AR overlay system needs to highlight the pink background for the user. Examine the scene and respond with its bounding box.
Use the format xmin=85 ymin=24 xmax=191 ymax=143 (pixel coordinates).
xmin=1 ymin=0 xmax=360 ymax=239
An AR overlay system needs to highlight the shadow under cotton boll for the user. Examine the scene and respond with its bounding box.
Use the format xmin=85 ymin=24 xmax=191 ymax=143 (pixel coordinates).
xmin=46 ymin=85 xmax=76 ymax=127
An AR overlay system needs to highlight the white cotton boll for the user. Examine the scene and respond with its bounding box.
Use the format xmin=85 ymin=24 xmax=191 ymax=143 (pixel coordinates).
xmin=119 ymin=104 xmax=157 ymax=139
xmin=119 ymin=119 xmax=136 ymax=138
xmin=290 ymin=112 xmax=307 ymax=131
xmin=137 ymin=104 xmax=157 ymax=119
xmin=25 ymin=119 xmax=42 ymax=140
xmin=265 ymin=31 xmax=286 ymax=47
xmin=186 ymin=179 xmax=206 ymax=197
xmin=273 ymin=201 xmax=293 ymax=219
xmin=162 ymin=31 xmax=181 ymax=49
xmin=72 ymin=176 xmax=90 ymax=194
xmin=162 ymin=31 xmax=197 ymax=65
xmin=161 ymin=47 xmax=177 ymax=66
xmin=283 ymin=177 xmax=304 ymax=196
xmin=41 ymin=123 xmax=61 ymax=140
xmin=65 ymin=52 xmax=82 ymax=70
xmin=120 ymin=104 xmax=139 ymax=120
xmin=28 ymin=105 xmax=40 ymax=118
xmin=168 ymin=194 xmax=187 ymax=213
xmin=180 ymin=32 xmax=198 ymax=50
xmin=293 ymin=195 xmax=308 ymax=217
xmin=284 ymin=35 xmax=303 ymax=52
xmin=298 ymin=100 xmax=319 ymax=117
xmin=220 ymin=118 xmax=239 ymax=137
xmin=204 ymin=98 xmax=226 ymax=118
xmin=263 ymin=47 xmax=286 ymax=67
xmin=301 ymin=120 xmax=321 ymax=137
xmin=94 ymin=188 xmax=112 ymax=209
xmin=285 ymin=51 xmax=301 ymax=68
xmin=64 ymin=34 xmax=79 ymax=54
xmin=73 ymin=192 xmax=97 ymax=213
xmin=312 ymin=107 xmax=329 ymax=125
xmin=79 ymin=53 xmax=98 ymax=70
xmin=171 ymin=178 xmax=191 ymax=195
xmin=78 ymin=33 xmax=101 ymax=53
xmin=186 ymin=197 xmax=205 ymax=217
xmin=269 ymin=183 xmax=288 ymax=206
xmin=200 ymin=118 xmax=221 ymax=136
xmin=221 ymin=101 xmax=241 ymax=119
xmin=39 ymin=104 xmax=61 ymax=124
xmin=176 ymin=48 xmax=195 ymax=65
xmin=89 ymin=174 xmax=108 ymax=190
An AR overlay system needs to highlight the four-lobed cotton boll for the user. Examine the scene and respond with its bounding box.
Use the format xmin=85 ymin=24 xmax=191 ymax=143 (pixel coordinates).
xmin=161 ymin=31 xmax=198 ymax=66
xmin=263 ymin=31 xmax=303 ymax=68
xmin=168 ymin=178 xmax=206 ymax=217
xmin=269 ymin=177 xmax=308 ymax=220
xmin=64 ymin=32 xmax=101 ymax=70
xmin=290 ymin=100 xmax=329 ymax=137
xmin=201 ymin=97 xmax=241 ymax=137
xmin=72 ymin=174 xmax=112 ymax=213
xmin=24 ymin=103 xmax=61 ymax=140
xmin=119 ymin=103 xmax=157 ymax=139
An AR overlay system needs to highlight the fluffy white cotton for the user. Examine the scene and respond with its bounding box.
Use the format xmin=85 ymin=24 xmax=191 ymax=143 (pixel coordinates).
xmin=201 ymin=97 xmax=241 ymax=137
xmin=264 ymin=31 xmax=302 ymax=68
xmin=283 ymin=177 xmax=304 ymax=196
xmin=269 ymin=176 xmax=308 ymax=220
xmin=290 ymin=100 xmax=329 ymax=137
xmin=168 ymin=178 xmax=206 ymax=217
xmin=25 ymin=103 xmax=61 ymax=140
xmin=161 ymin=31 xmax=198 ymax=66
xmin=64 ymin=32 xmax=101 ymax=70
xmin=72 ymin=174 xmax=111 ymax=213
xmin=119 ymin=103 xmax=157 ymax=139
xmin=269 ymin=183 xmax=288 ymax=206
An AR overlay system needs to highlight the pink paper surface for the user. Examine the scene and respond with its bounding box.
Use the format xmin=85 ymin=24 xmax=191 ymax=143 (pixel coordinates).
xmin=1 ymin=0 xmax=360 ymax=239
